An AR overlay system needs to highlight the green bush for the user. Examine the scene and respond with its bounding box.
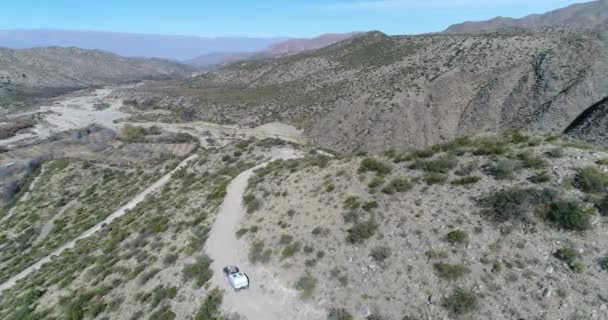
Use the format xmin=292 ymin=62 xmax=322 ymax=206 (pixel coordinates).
xmin=443 ymin=289 xmax=478 ymax=316
xmin=433 ymin=263 xmax=470 ymax=281
xmin=450 ymin=176 xmax=481 ymax=185
xmin=182 ymin=255 xmax=214 ymax=287
xmin=343 ymin=196 xmax=361 ymax=210
xmin=473 ymin=140 xmax=508 ymax=156
xmin=479 ymin=188 xmax=558 ymax=223
xmin=194 ymin=288 xmax=223 ymax=320
xmin=359 ymin=158 xmax=392 ymax=176
xmin=362 ymin=201 xmax=379 ymax=211
xmin=295 ymin=273 xmax=317 ymax=299
xmin=149 ymin=305 xmax=176 ymax=320
xmin=425 ymin=249 xmax=448 ymax=260
xmin=574 ymin=167 xmax=608 ymax=193
xmin=543 ymin=200 xmax=592 ymax=231
xmin=382 ymin=177 xmax=413 ymax=194
xmin=279 ymin=234 xmax=293 ymax=245
xmin=555 ymin=247 xmax=584 ymax=273
xmin=446 ymin=230 xmax=468 ymax=245
xmin=327 ymin=308 xmax=353 ymax=320
xmin=346 ymin=219 xmax=378 ymax=244
xmin=595 ymin=196 xmax=608 ymax=216
xmin=488 ymin=159 xmax=521 ymax=180
xmin=410 ymin=155 xmax=458 ymax=173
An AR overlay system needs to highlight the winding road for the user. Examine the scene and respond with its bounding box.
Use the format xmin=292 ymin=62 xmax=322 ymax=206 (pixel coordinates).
xmin=205 ymin=147 xmax=325 ymax=320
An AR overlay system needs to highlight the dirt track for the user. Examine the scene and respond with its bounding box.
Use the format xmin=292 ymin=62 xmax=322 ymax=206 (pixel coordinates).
xmin=205 ymin=147 xmax=325 ymax=320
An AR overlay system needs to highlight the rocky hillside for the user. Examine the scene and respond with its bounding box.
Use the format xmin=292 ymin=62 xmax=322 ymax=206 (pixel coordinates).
xmin=120 ymin=27 xmax=608 ymax=152
xmin=0 ymin=47 xmax=191 ymax=107
xmin=445 ymin=0 xmax=608 ymax=33
xmin=239 ymin=132 xmax=608 ymax=320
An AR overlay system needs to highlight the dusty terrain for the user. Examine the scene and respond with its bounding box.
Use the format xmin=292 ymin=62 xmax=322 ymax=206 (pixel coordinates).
xmin=239 ymin=133 xmax=608 ymax=319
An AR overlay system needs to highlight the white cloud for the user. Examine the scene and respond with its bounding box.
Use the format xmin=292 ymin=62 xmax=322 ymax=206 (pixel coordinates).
xmin=319 ymin=0 xmax=578 ymax=10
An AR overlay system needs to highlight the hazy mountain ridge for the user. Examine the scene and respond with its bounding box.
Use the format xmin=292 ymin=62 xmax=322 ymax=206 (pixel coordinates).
xmin=0 ymin=46 xmax=192 ymax=106
xmin=184 ymin=33 xmax=360 ymax=68
xmin=445 ymin=0 xmax=608 ymax=33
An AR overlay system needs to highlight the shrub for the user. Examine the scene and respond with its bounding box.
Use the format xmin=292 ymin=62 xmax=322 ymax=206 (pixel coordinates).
xmin=424 ymin=173 xmax=447 ymax=185
xmin=148 ymin=305 xmax=176 ymax=320
xmin=343 ymin=196 xmax=361 ymax=210
xmin=346 ymin=219 xmax=378 ymax=244
xmin=279 ymin=234 xmax=293 ymax=245
xmin=182 ymin=255 xmax=213 ymax=287
xmin=555 ymin=247 xmax=585 ymax=273
xmin=295 ymin=273 xmax=317 ymax=299
xmin=443 ymin=289 xmax=478 ymax=316
xmin=194 ymin=288 xmax=223 ymax=320
xmin=543 ymin=200 xmax=592 ymax=231
xmin=574 ymin=167 xmax=608 ymax=193
xmin=488 ymin=159 xmax=521 ymax=180
xmin=410 ymin=155 xmax=458 ymax=173
xmin=281 ymin=242 xmax=301 ymax=259
xmin=479 ymin=188 xmax=557 ymax=223
xmin=455 ymin=161 xmax=479 ymax=176
xmin=327 ymin=308 xmax=353 ymax=320
xmin=243 ymin=194 xmax=261 ymax=213
xmin=510 ymin=131 xmax=529 ymax=144
xmin=473 ymin=140 xmax=508 ymax=156
xmin=595 ymin=196 xmax=608 ymax=216
xmin=362 ymin=201 xmax=379 ymax=211
xmin=413 ymin=148 xmax=435 ymax=158
xmin=450 ymin=176 xmax=480 ymax=185
xmin=518 ymin=152 xmax=548 ymax=169
xmin=359 ymin=158 xmax=392 ymax=176
xmin=382 ymin=177 xmax=413 ymax=194
xmin=446 ymin=230 xmax=468 ymax=245
xmin=249 ymin=240 xmax=272 ymax=264
xmin=370 ymin=246 xmax=392 ymax=262
xmin=433 ymin=263 xmax=470 ymax=281
xmin=529 ymin=171 xmax=551 ymax=184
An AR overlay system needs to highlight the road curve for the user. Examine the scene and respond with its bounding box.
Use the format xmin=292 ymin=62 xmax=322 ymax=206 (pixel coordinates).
xmin=0 ymin=154 xmax=199 ymax=293
xmin=205 ymin=147 xmax=326 ymax=320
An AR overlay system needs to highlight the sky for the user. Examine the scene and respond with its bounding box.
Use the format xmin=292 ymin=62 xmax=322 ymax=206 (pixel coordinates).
xmin=0 ymin=0 xmax=589 ymax=38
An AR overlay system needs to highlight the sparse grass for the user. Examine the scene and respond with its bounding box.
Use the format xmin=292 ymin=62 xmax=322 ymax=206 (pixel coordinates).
xmin=555 ymin=247 xmax=584 ymax=273
xmin=529 ymin=171 xmax=551 ymax=183
xmin=473 ymin=140 xmax=508 ymax=156
xmin=518 ymin=152 xmax=548 ymax=169
xmin=382 ymin=177 xmax=413 ymax=194
xmin=443 ymin=289 xmax=478 ymax=316
xmin=410 ymin=155 xmax=457 ymax=173
xmin=295 ymin=273 xmax=317 ymax=299
xmin=359 ymin=158 xmax=392 ymax=176
xmin=370 ymin=246 xmax=392 ymax=262
xmin=446 ymin=230 xmax=468 ymax=245
xmin=488 ymin=159 xmax=521 ymax=180
xmin=573 ymin=167 xmax=608 ymax=193
xmin=433 ymin=263 xmax=470 ymax=281
xmin=194 ymin=288 xmax=223 ymax=320
xmin=327 ymin=308 xmax=353 ymax=320
xmin=249 ymin=240 xmax=272 ymax=264
xmin=543 ymin=200 xmax=592 ymax=231
xmin=182 ymin=255 xmax=214 ymax=287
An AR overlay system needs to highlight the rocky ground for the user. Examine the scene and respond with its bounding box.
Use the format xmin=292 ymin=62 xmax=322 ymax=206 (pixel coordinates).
xmin=238 ymin=132 xmax=608 ymax=320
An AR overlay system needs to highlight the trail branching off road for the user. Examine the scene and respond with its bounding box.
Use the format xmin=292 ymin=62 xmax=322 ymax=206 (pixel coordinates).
xmin=205 ymin=147 xmax=325 ymax=320
xmin=0 ymin=154 xmax=198 ymax=293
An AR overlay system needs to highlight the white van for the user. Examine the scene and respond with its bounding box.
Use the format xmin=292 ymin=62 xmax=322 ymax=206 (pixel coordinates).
xmin=223 ymin=266 xmax=250 ymax=291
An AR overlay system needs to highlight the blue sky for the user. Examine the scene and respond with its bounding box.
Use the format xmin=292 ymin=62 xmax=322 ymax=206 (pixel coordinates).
xmin=0 ymin=0 xmax=588 ymax=37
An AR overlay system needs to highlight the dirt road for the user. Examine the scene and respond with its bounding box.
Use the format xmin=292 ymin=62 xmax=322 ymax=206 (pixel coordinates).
xmin=0 ymin=154 xmax=198 ymax=293
xmin=205 ymin=147 xmax=325 ymax=320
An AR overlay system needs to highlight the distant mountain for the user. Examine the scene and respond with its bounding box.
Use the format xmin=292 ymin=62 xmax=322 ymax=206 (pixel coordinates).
xmin=0 ymin=46 xmax=191 ymax=105
xmin=0 ymin=29 xmax=286 ymax=60
xmin=184 ymin=33 xmax=360 ymax=68
xmin=445 ymin=0 xmax=608 ymax=33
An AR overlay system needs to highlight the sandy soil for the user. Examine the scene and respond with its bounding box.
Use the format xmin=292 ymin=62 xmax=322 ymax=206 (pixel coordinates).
xmin=205 ymin=147 xmax=326 ymax=320
xmin=0 ymin=153 xmax=198 ymax=293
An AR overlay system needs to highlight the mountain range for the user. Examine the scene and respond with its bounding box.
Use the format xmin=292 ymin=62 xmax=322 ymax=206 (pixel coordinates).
xmin=445 ymin=0 xmax=608 ymax=33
